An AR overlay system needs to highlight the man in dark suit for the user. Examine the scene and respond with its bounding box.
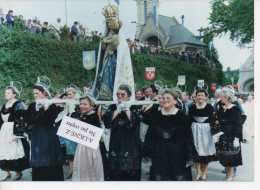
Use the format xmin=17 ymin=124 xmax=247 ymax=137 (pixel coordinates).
xmin=140 ymin=86 xmax=152 ymax=101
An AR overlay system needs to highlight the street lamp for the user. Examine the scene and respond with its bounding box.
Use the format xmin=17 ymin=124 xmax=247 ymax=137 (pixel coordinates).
xmin=157 ymin=27 xmax=159 ymax=46
xmin=65 ymin=0 xmax=68 ymax=25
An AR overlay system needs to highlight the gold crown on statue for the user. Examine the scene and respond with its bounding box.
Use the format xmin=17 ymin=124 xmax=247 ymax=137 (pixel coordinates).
xmin=106 ymin=17 xmax=122 ymax=30
xmin=102 ymin=3 xmax=118 ymax=18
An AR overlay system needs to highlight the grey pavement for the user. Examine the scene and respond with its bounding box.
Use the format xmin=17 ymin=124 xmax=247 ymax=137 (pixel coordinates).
xmin=0 ymin=138 xmax=254 ymax=182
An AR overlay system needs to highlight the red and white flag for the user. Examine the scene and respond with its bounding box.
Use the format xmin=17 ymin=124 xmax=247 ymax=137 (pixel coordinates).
xmin=145 ymin=67 xmax=155 ymax=81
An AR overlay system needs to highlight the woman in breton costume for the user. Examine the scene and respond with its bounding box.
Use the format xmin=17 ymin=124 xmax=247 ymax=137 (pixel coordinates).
xmin=142 ymin=88 xmax=193 ymax=181
xmin=72 ymin=96 xmax=104 ymax=181
xmin=213 ymin=86 xmax=243 ymax=181
xmin=142 ymin=89 xmax=164 ymax=180
xmin=26 ymin=77 xmax=64 ymax=181
xmin=55 ymin=87 xmax=81 ymax=179
xmin=188 ymin=88 xmax=217 ymax=181
xmin=103 ymin=85 xmax=142 ymax=181
xmin=0 ymin=82 xmax=30 ymax=181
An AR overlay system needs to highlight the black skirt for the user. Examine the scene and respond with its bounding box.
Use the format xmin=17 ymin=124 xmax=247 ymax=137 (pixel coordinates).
xmin=0 ymin=138 xmax=30 ymax=172
xmin=219 ymin=135 xmax=242 ymax=167
xmin=109 ymin=169 xmax=141 ymax=181
xmin=151 ymin=142 xmax=192 ymax=181
xmin=32 ymin=165 xmax=64 ymax=181
xmin=193 ymin=155 xmax=218 ymax=164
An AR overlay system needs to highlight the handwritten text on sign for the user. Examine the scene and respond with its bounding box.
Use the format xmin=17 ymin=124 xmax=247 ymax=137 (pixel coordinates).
xmin=57 ymin=116 xmax=103 ymax=150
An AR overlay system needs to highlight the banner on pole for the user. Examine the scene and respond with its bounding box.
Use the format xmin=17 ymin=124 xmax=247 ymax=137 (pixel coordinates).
xmin=198 ymin=80 xmax=205 ymax=88
xmin=145 ymin=67 xmax=155 ymax=81
xmin=177 ymin=75 xmax=186 ymax=85
xmin=57 ymin=116 xmax=103 ymax=150
xmin=211 ymin=83 xmax=217 ymax=91
xmin=83 ymin=51 xmax=96 ymax=70
xmin=114 ymin=0 xmax=120 ymax=5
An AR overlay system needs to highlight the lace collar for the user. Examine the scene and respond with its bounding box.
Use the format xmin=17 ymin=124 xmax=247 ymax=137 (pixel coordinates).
xmin=5 ymin=99 xmax=17 ymax=109
xmin=223 ymin=104 xmax=235 ymax=110
xmin=161 ymin=107 xmax=179 ymax=116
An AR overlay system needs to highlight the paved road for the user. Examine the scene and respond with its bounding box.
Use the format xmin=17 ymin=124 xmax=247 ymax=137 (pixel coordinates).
xmin=0 ymin=138 xmax=254 ymax=182
xmin=140 ymin=139 xmax=254 ymax=181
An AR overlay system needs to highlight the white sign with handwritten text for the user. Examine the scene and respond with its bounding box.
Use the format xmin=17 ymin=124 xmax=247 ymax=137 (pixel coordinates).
xmin=57 ymin=116 xmax=103 ymax=150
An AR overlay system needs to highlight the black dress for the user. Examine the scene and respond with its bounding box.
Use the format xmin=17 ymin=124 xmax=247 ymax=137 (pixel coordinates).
xmin=26 ymin=102 xmax=64 ymax=181
xmin=142 ymin=104 xmax=160 ymax=180
xmin=143 ymin=109 xmax=193 ymax=181
xmin=0 ymin=101 xmax=30 ymax=172
xmin=103 ymin=104 xmax=142 ymax=181
xmin=212 ymin=100 xmax=246 ymax=158
xmin=142 ymin=104 xmax=160 ymax=157
xmin=218 ymin=105 xmax=243 ymax=167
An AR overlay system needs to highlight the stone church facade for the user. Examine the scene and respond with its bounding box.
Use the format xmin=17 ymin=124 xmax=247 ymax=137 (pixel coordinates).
xmin=237 ymin=51 xmax=254 ymax=92
xmin=134 ymin=0 xmax=206 ymax=55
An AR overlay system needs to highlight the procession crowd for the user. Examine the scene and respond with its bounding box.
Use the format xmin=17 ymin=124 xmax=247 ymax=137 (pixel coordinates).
xmin=0 ymin=77 xmax=254 ymax=181
xmin=0 ymin=7 xmax=254 ymax=182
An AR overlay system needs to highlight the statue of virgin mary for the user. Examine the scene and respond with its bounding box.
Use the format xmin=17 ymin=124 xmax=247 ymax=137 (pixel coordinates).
xmin=91 ymin=3 xmax=135 ymax=102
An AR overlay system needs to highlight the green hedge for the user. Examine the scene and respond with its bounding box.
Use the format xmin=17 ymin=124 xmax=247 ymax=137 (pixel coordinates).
xmin=132 ymin=53 xmax=223 ymax=91
xmin=0 ymin=27 xmax=224 ymax=104
xmin=0 ymin=27 xmax=98 ymax=104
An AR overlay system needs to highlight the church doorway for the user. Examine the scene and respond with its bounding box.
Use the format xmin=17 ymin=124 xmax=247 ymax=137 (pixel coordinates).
xmin=146 ymin=36 xmax=162 ymax=46
xmin=243 ymin=79 xmax=254 ymax=92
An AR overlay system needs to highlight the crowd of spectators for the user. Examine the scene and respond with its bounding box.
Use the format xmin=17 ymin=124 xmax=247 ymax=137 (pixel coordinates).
xmin=24 ymin=18 xmax=62 ymax=40
xmin=0 ymin=9 xmax=102 ymax=42
xmin=1 ymin=9 xmax=213 ymax=68
xmin=69 ymin=21 xmax=102 ymax=42
xmin=23 ymin=17 xmax=101 ymax=42
xmin=127 ymin=38 xmax=213 ymax=68
xmin=127 ymin=38 xmax=162 ymax=55
xmin=162 ymin=49 xmax=211 ymax=67
xmin=0 ymin=10 xmax=15 ymax=29
xmin=236 ymin=92 xmax=254 ymax=102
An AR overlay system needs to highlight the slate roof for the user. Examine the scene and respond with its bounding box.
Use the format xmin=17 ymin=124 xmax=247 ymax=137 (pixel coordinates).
xmin=158 ymin=15 xmax=179 ymax=36
xmin=167 ymin=24 xmax=205 ymax=46
xmin=158 ymin=15 xmax=205 ymax=46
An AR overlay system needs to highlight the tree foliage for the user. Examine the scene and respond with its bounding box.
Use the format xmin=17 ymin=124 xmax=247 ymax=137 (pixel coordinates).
xmin=201 ymin=0 xmax=254 ymax=47
xmin=224 ymin=68 xmax=239 ymax=84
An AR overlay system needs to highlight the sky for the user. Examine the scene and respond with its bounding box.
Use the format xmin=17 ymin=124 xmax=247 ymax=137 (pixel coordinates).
xmin=0 ymin=0 xmax=252 ymax=70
